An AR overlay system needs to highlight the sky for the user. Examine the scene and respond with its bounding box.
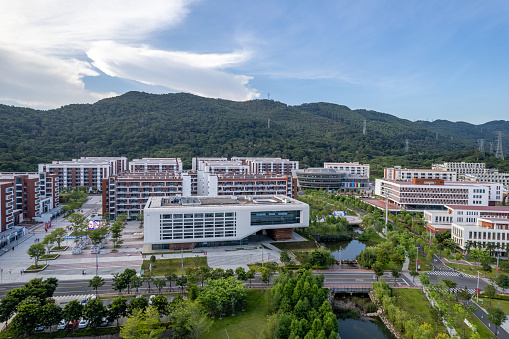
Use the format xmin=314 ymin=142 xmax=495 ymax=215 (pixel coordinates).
xmin=1 ymin=1 xmax=508 ymax=124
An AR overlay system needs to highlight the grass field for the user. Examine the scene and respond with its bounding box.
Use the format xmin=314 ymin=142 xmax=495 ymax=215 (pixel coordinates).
xmin=141 ymin=257 xmax=207 ymax=276
xmin=392 ymin=288 xmax=448 ymax=335
xmin=201 ymin=290 xmax=269 ymax=339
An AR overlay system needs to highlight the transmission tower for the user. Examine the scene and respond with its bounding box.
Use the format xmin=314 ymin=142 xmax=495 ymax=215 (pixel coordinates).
xmin=267 ymin=93 xmax=270 ymax=100
xmin=496 ymin=131 xmax=504 ymax=159
xmin=436 ymin=133 xmax=438 ymax=140
xmin=405 ymin=139 xmax=409 ymax=153
xmin=490 ymin=142 xmax=494 ymax=153
xmin=363 ymin=119 xmax=367 ymax=135
xmin=478 ymin=139 xmax=485 ymax=156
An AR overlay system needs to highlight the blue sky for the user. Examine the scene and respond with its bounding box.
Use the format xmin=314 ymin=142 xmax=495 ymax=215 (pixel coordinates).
xmin=1 ymin=1 xmax=508 ymax=123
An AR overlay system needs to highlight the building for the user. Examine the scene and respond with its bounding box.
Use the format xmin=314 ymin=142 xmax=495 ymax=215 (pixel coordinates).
xmin=194 ymin=159 xmax=250 ymax=175
xmin=384 ymin=167 xmax=457 ymax=182
xmin=432 ymin=162 xmax=486 ymax=175
xmin=102 ymin=172 xmax=191 ymax=220
xmin=143 ymin=195 xmax=309 ymax=251
xmin=38 ymin=172 xmax=60 ymax=213
xmin=231 ymin=157 xmax=299 ymax=175
xmin=0 ymin=182 xmax=14 ymax=232
xmin=129 ymin=158 xmax=183 ymax=173
xmin=293 ymin=168 xmax=370 ymax=191
xmin=39 ymin=157 xmax=127 ymax=191
xmin=375 ymin=178 xmax=503 ymax=211
xmin=324 ymin=162 xmax=370 ymax=178
xmin=192 ymin=157 xmax=228 ymax=171
xmin=460 ymin=171 xmax=509 ymax=191
xmin=0 ymin=173 xmax=41 ymax=221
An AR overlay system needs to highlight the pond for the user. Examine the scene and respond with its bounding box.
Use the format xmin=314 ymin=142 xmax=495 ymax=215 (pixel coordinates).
xmin=338 ymin=317 xmax=396 ymax=339
xmin=321 ymin=228 xmax=369 ymax=261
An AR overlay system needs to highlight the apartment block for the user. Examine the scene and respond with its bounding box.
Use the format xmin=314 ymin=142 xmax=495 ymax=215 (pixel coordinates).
xmin=375 ymin=178 xmax=503 ymax=211
xmin=39 ymin=157 xmax=127 ymax=191
xmin=102 ymin=172 xmax=191 ymax=220
xmin=0 ymin=173 xmax=42 ymax=220
xmin=432 ymin=162 xmax=486 ymax=175
xmin=0 ymin=182 xmax=15 ymax=232
xmin=144 ymin=195 xmax=309 ymax=250
xmin=231 ymin=157 xmax=299 ymax=175
xmin=324 ymin=162 xmax=370 ymax=178
xmin=460 ymin=171 xmax=509 ymax=191
xmin=129 ymin=158 xmax=183 ymax=173
xmin=384 ymin=167 xmax=457 ymax=181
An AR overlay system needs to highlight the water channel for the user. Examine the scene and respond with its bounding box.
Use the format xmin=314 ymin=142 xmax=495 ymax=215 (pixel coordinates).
xmin=321 ymin=228 xmax=368 ymax=261
xmin=337 ymin=318 xmax=396 ymax=339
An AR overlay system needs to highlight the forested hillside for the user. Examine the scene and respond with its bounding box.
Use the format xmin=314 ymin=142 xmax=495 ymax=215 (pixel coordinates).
xmin=0 ymin=91 xmax=507 ymax=175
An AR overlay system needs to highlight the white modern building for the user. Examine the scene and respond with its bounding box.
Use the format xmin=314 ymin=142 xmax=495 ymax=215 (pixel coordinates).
xmin=39 ymin=157 xmax=127 ymax=191
xmin=432 ymin=162 xmax=486 ymax=175
xmin=129 ymin=158 xmax=183 ymax=173
xmin=460 ymin=171 xmax=509 ymax=191
xmin=375 ymin=178 xmax=503 ymax=211
xmin=231 ymin=157 xmax=299 ymax=175
xmin=324 ymin=162 xmax=370 ymax=178
xmin=384 ymin=167 xmax=457 ymax=182
xmin=143 ymin=195 xmax=309 ymax=251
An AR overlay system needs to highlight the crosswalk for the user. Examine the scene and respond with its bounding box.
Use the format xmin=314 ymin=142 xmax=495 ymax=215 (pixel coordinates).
xmin=53 ymin=294 xmax=94 ymax=305
xmin=427 ymin=270 xmax=477 ymax=279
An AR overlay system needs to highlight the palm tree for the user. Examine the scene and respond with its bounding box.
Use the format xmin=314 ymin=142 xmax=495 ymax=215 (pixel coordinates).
xmin=486 ymin=242 xmax=496 ymax=257
xmin=465 ymin=240 xmax=473 ymax=260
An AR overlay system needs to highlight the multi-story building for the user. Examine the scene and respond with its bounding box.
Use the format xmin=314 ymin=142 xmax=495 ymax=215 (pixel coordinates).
xmin=324 ymin=162 xmax=370 ymax=178
xmin=39 ymin=157 xmax=127 ymax=191
xmin=195 ymin=159 xmax=250 ymax=175
xmin=38 ymin=172 xmax=60 ymax=213
xmin=375 ymin=178 xmax=503 ymax=211
xmin=129 ymin=158 xmax=183 ymax=173
xmin=384 ymin=167 xmax=457 ymax=182
xmin=432 ymin=162 xmax=486 ymax=175
xmin=460 ymin=171 xmax=509 ymax=191
xmin=231 ymin=157 xmax=299 ymax=175
xmin=0 ymin=182 xmax=15 ymax=232
xmin=293 ymin=168 xmax=370 ymax=191
xmin=102 ymin=172 xmax=191 ymax=220
xmin=143 ymin=195 xmax=309 ymax=251
xmin=192 ymin=157 xmax=228 ymax=171
xmin=0 ymin=173 xmax=42 ymax=220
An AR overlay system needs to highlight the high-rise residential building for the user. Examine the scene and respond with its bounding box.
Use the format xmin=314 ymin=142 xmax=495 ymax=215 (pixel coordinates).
xmin=129 ymin=158 xmax=183 ymax=173
xmin=384 ymin=167 xmax=457 ymax=181
xmin=0 ymin=182 xmax=15 ymax=232
xmin=39 ymin=157 xmax=127 ymax=191
xmin=231 ymin=157 xmax=299 ymax=175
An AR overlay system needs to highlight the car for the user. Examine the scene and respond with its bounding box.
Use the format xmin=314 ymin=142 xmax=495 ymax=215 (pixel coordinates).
xmin=78 ymin=319 xmax=89 ymax=329
xmin=57 ymin=320 xmax=67 ymax=330
xmin=100 ymin=317 xmax=109 ymax=327
xmin=35 ymin=324 xmax=45 ymax=331
xmin=67 ymin=320 xmax=79 ymax=330
xmin=149 ymin=295 xmax=156 ymax=305
xmin=80 ymin=297 xmax=90 ymax=306
xmin=136 ymin=294 xmax=143 ymax=298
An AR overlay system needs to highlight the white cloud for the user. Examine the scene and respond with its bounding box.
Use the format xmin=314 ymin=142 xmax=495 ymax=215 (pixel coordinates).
xmin=88 ymin=41 xmax=258 ymax=100
xmin=0 ymin=0 xmax=258 ymax=107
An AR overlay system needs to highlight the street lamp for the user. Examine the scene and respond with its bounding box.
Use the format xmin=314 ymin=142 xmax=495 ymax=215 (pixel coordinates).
xmin=384 ymin=189 xmax=389 ymax=234
xmin=477 ymin=271 xmax=481 ymax=303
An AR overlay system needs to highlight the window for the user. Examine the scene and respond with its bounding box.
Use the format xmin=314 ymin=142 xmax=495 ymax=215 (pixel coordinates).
xmin=251 ymin=210 xmax=301 ymax=226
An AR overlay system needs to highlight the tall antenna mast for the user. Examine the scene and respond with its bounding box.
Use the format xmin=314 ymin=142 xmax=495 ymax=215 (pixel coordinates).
xmin=267 ymin=93 xmax=270 ymax=100
xmin=363 ymin=119 xmax=367 ymax=135
xmin=478 ymin=139 xmax=485 ymax=156
xmin=405 ymin=139 xmax=409 ymax=153
xmin=496 ymin=131 xmax=504 ymax=159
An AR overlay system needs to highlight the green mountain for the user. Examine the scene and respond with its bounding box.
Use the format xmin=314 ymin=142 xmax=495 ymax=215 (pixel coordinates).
xmin=0 ymin=92 xmax=507 ymax=175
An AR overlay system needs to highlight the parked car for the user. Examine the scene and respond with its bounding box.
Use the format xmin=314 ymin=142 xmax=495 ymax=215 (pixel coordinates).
xmin=57 ymin=320 xmax=67 ymax=330
xmin=67 ymin=320 xmax=79 ymax=330
xmin=100 ymin=317 xmax=109 ymax=327
xmin=149 ymin=295 xmax=156 ymax=305
xmin=35 ymin=324 xmax=45 ymax=331
xmin=78 ymin=319 xmax=89 ymax=329
xmin=80 ymin=297 xmax=90 ymax=306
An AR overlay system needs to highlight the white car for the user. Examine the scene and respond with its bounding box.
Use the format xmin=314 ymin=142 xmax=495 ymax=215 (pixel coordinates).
xmin=78 ymin=319 xmax=89 ymax=329
xmin=57 ymin=320 xmax=67 ymax=330
xmin=35 ymin=324 xmax=45 ymax=331
xmin=100 ymin=317 xmax=109 ymax=327
xmin=80 ymin=298 xmax=90 ymax=306
xmin=149 ymin=295 xmax=156 ymax=305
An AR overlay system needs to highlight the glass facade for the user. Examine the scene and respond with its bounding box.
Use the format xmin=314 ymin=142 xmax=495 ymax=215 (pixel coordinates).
xmin=250 ymin=210 xmax=300 ymax=226
xmin=159 ymin=212 xmax=236 ymax=240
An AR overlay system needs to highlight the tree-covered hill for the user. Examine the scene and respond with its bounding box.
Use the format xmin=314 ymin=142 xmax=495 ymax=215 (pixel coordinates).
xmin=0 ymin=91 xmax=507 ymax=174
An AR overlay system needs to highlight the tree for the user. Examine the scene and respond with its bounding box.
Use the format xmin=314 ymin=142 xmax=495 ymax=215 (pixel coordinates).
xmin=165 ymin=273 xmax=178 ymax=292
xmin=113 ymin=272 xmax=128 ymax=294
xmin=198 ymin=267 xmax=212 ymax=287
xmin=110 ymin=221 xmax=123 ymax=249
xmin=122 ymin=268 xmax=138 ymax=294
xmin=247 ymin=268 xmax=256 ymax=288
xmin=410 ymin=270 xmax=419 ymax=283
xmin=108 ymin=296 xmax=128 ymax=327
xmin=487 ymin=307 xmax=507 ymax=338
xmin=83 ymin=299 xmax=107 ymax=329
xmin=42 ymin=233 xmax=56 ymax=259
xmin=128 ymin=296 xmax=149 ymax=314
xmin=371 ymin=261 xmax=384 ymax=281
xmin=89 ymin=276 xmax=105 ymax=296
xmin=172 ymin=300 xmax=212 ymax=339
xmin=143 ymin=271 xmax=154 ymax=294
xmin=52 ymin=228 xmax=67 ymax=249
xmin=485 ymin=284 xmax=497 ymax=307
xmin=27 ymin=243 xmax=46 ymax=268
xmin=153 ymin=278 xmax=166 ymax=294
xmin=0 ymin=295 xmax=20 ymax=328
xmin=260 ymin=267 xmax=270 ymax=286
xmin=120 ymin=307 xmax=164 ymax=339
xmin=11 ymin=298 xmax=42 ymax=336
xmin=41 ymin=302 xmax=62 ymax=334
xmin=235 ymin=267 xmax=248 ymax=282
xmin=497 ymin=275 xmax=509 ymax=293
xmin=131 ymin=276 xmax=143 ymax=294
xmin=280 ymin=250 xmax=291 ymax=266
xmin=151 ymin=295 xmax=170 ymax=316
xmin=62 ymin=300 xmax=84 ymax=332
xmin=224 ymin=268 xmax=235 ymax=278
xmin=419 ymin=274 xmax=430 ymax=287
xmin=176 ymin=276 xmax=188 ymax=294
xmin=390 ymin=265 xmax=401 ymax=286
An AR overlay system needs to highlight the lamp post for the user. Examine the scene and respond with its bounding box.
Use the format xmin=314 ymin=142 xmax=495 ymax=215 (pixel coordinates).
xmin=477 ymin=271 xmax=480 ymax=302
xmin=384 ymin=189 xmax=389 ymax=234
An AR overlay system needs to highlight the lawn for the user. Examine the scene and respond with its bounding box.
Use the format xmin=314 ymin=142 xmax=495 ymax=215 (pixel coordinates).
xmin=201 ymin=290 xmax=269 ymax=339
xmin=141 ymin=257 xmax=207 ymax=276
xmin=270 ymin=241 xmax=317 ymax=251
xmin=408 ymin=251 xmax=433 ymax=272
xmin=41 ymin=254 xmax=59 ymax=259
xmin=392 ymin=288 xmax=448 ymax=335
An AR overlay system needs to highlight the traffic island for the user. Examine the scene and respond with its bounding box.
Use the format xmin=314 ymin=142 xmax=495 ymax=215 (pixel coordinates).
xmin=24 ymin=264 xmax=49 ymax=273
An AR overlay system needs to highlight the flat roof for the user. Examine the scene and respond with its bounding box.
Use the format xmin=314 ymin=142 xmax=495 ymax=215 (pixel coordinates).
xmin=478 ymin=217 xmax=509 ymax=223
xmin=363 ymin=198 xmax=401 ymax=211
xmin=380 ymin=179 xmax=496 ymax=186
xmin=147 ymin=195 xmax=302 ymax=208
xmin=445 ymin=205 xmax=509 ymax=211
